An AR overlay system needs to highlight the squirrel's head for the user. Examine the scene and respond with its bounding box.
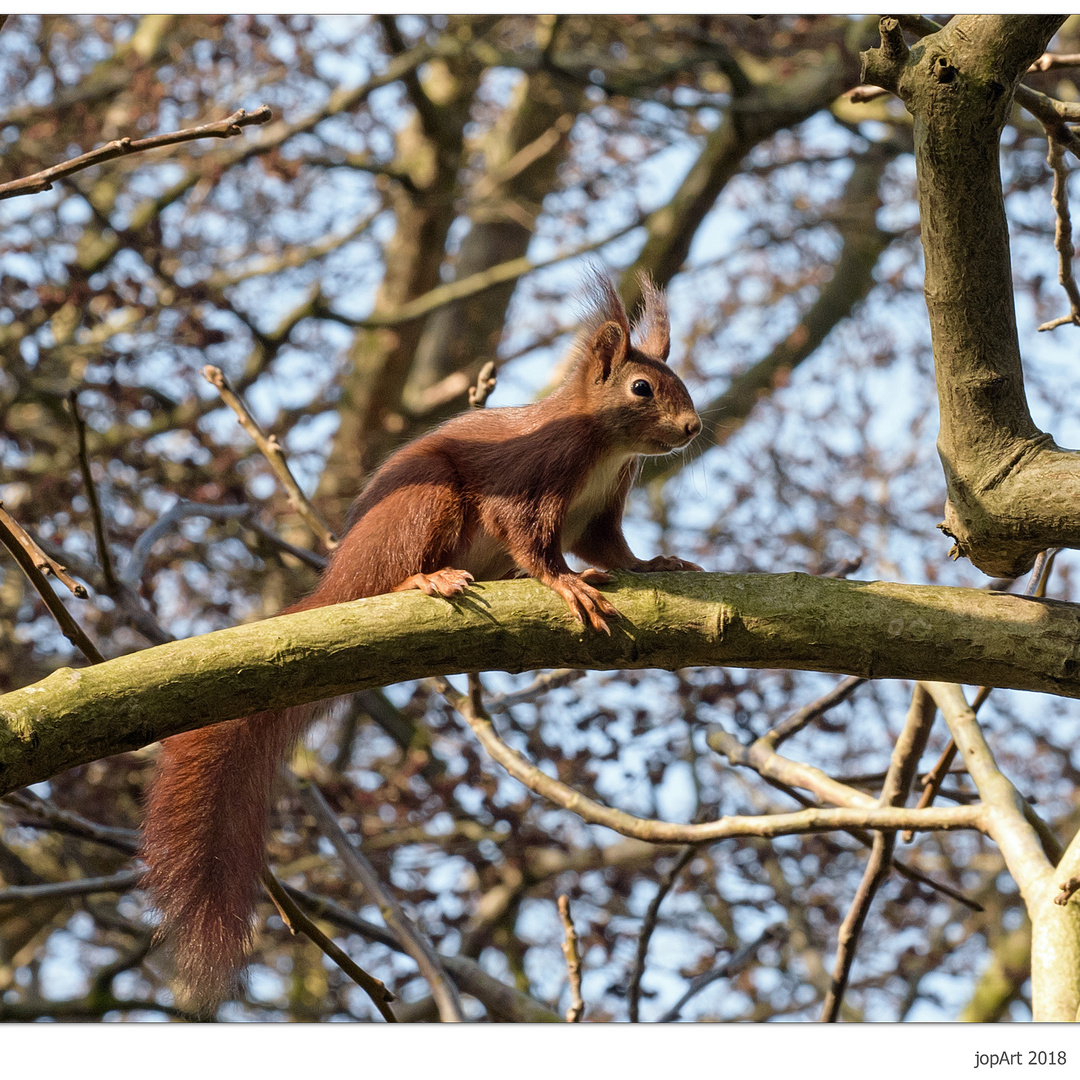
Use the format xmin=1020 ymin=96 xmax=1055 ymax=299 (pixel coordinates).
xmin=574 ymin=271 xmax=701 ymax=455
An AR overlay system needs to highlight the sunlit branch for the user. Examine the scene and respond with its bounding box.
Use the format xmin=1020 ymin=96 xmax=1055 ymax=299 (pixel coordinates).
xmin=203 ymin=366 xmax=339 ymax=551
xmin=441 ymin=677 xmax=982 ymax=846
xmin=0 ymin=502 xmax=104 ymax=664
xmin=0 ymin=106 xmax=272 ymax=201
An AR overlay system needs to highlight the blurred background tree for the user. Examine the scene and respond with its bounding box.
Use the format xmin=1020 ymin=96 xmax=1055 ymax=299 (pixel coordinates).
xmin=2 ymin=13 xmax=1079 ymax=1021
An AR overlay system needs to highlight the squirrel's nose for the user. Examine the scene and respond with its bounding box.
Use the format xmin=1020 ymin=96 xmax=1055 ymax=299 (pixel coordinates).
xmin=684 ymin=415 xmax=702 ymax=440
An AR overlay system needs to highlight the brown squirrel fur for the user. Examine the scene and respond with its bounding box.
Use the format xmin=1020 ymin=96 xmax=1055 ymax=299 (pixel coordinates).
xmin=140 ymin=272 xmax=702 ymax=999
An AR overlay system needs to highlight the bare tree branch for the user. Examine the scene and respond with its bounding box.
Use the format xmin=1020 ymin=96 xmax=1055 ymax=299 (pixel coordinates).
xmin=1038 ymin=140 xmax=1080 ymax=331
xmin=658 ymin=924 xmax=784 ymax=1022
xmin=10 ymin=574 xmax=1080 ymax=798
xmin=290 ymin=773 xmax=465 ymax=1022
xmin=820 ymin=686 xmax=936 ymax=1022
xmin=203 ymin=365 xmax=339 ymax=550
xmin=439 ymin=675 xmax=981 ymax=847
xmin=0 ymin=869 xmax=141 ymax=906
xmin=0 ymin=106 xmax=272 ymax=201
xmin=0 ymin=503 xmax=104 ymax=664
xmin=0 ymin=502 xmax=87 ymax=599
xmin=68 ymin=391 xmax=119 ymax=589
xmin=261 ymin=868 xmax=397 ymax=1021
xmin=628 ymin=845 xmax=695 ymax=1022
xmin=557 ymin=894 xmax=585 ymax=1022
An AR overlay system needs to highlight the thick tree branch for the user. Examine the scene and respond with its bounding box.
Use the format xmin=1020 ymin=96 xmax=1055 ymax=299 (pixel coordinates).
xmin=862 ymin=15 xmax=1077 ymax=577
xmin=4 ymin=574 xmax=1080 ymax=796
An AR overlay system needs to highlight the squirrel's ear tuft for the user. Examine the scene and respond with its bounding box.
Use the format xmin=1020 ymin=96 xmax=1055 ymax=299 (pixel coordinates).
xmin=634 ymin=274 xmax=670 ymax=361
xmin=586 ymin=320 xmax=628 ymax=382
xmin=577 ymin=266 xmax=631 ymax=380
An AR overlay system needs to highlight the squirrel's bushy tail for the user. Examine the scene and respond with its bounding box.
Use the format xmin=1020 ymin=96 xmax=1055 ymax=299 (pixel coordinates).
xmin=141 ymin=700 xmax=315 ymax=999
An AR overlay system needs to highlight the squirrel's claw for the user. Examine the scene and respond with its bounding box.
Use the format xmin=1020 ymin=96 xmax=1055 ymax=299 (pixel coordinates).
xmin=393 ymin=568 xmax=475 ymax=597
xmin=550 ymin=571 xmax=619 ymax=634
xmin=631 ymin=555 xmax=704 ymax=573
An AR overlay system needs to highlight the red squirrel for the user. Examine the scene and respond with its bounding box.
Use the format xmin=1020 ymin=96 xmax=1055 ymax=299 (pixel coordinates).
xmin=141 ymin=271 xmax=703 ymax=999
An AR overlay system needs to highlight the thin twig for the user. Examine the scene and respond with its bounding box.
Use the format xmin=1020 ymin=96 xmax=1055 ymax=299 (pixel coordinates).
xmin=467 ymin=360 xmax=498 ymax=409
xmin=328 ymin=213 xmax=647 ymax=331
xmin=123 ymin=499 xmax=249 ymax=586
xmin=0 ymin=106 xmax=272 ymax=201
xmin=4 ymin=816 xmax=137 ymax=857
xmin=33 ymin=534 xmax=173 ymax=646
xmin=557 ymin=895 xmax=585 ymax=1022
xmin=289 ymin=773 xmax=465 ymax=1022
xmin=203 ymin=365 xmax=339 ymax=550
xmin=284 ymin=883 xmax=402 ymax=951
xmin=68 ymin=391 xmax=118 ymax=588
xmin=0 ymin=501 xmax=87 ymax=598
xmin=3 ymin=790 xmax=139 ymax=853
xmin=122 ymin=499 xmax=325 ymax=588
xmin=820 ymin=832 xmax=891 ymax=1022
xmin=0 ymin=869 xmax=142 ymax=906
xmin=261 ymin=868 xmax=397 ymax=1021
xmin=246 ymin=514 xmax=328 ymax=570
xmin=712 ymin=743 xmax=983 ymax=911
xmin=471 ymin=113 xmax=574 ymax=200
xmin=0 ymin=503 xmax=104 ymax=664
xmin=486 ymin=669 xmax=586 ymax=712
xmin=628 ymin=845 xmax=695 ymax=1022
xmin=284 ymin=884 xmax=562 ymax=1021
xmin=1054 ymin=874 xmax=1080 ymax=905
xmin=1030 ymin=52 xmax=1080 ymax=72
xmin=768 ymin=777 xmax=980 ymax=911
xmin=1038 ymin=141 xmax=1080 ymax=332
xmin=658 ymin=924 xmax=783 ymax=1022
xmin=820 ymin=685 xmax=937 ymax=1022
xmin=762 ymin=675 xmax=864 ymax=748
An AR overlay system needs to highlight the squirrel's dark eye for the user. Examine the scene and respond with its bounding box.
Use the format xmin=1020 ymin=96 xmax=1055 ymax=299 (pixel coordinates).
xmin=631 ymin=379 xmax=653 ymax=398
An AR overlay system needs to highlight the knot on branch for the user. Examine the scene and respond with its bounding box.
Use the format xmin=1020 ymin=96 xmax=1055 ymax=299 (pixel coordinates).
xmin=933 ymin=56 xmax=957 ymax=84
xmin=860 ymin=17 xmax=909 ymax=95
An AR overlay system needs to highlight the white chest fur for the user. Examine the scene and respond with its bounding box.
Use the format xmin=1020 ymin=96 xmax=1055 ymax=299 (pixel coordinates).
xmin=562 ymin=452 xmax=636 ymax=547
xmin=454 ymin=451 xmax=636 ymax=580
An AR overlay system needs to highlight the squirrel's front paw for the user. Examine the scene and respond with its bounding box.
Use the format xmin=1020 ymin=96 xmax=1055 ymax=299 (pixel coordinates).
xmin=631 ymin=555 xmax=704 ymax=573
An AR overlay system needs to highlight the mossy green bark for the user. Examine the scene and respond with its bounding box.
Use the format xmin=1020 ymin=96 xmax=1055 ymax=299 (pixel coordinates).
xmin=4 ymin=572 xmax=1080 ymax=796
